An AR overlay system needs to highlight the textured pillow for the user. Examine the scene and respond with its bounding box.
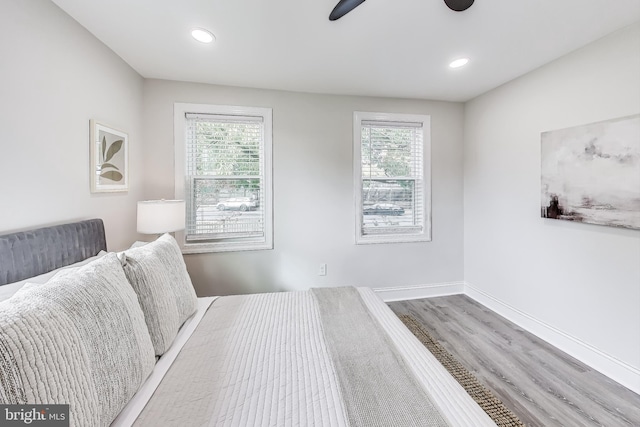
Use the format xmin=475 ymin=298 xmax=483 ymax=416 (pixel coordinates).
xmin=129 ymin=240 xmax=149 ymax=249
xmin=121 ymin=233 xmax=198 ymax=356
xmin=0 ymin=253 xmax=155 ymax=427
xmin=0 ymin=251 xmax=107 ymax=302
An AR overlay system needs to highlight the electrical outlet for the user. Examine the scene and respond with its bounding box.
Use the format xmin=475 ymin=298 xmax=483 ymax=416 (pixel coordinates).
xmin=318 ymin=263 xmax=327 ymax=276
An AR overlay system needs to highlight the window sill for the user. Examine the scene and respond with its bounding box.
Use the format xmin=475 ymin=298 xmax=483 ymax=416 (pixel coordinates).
xmin=355 ymin=233 xmax=432 ymax=245
xmin=180 ymin=241 xmax=273 ymax=254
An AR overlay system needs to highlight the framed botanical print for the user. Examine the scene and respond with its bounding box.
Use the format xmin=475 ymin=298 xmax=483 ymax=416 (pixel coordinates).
xmin=90 ymin=120 xmax=129 ymax=193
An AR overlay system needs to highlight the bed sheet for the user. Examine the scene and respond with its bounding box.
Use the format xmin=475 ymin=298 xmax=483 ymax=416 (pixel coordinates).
xmin=111 ymin=297 xmax=217 ymax=427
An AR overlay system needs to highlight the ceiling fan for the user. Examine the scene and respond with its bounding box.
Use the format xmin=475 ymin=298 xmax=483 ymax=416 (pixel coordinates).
xmin=329 ymin=0 xmax=474 ymax=21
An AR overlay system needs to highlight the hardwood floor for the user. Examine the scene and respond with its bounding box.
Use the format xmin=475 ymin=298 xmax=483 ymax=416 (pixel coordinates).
xmin=388 ymin=295 xmax=640 ymax=427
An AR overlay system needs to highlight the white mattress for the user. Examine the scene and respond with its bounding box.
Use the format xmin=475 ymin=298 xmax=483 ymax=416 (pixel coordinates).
xmin=114 ymin=289 xmax=496 ymax=426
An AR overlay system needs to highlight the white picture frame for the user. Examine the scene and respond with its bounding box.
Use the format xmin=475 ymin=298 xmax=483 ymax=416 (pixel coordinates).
xmin=90 ymin=120 xmax=129 ymax=193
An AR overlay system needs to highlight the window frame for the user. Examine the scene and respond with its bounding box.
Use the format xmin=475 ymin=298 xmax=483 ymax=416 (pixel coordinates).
xmin=353 ymin=111 xmax=432 ymax=245
xmin=174 ymin=102 xmax=273 ymax=253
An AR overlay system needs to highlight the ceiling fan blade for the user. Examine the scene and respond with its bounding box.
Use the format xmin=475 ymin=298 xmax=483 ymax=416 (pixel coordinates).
xmin=329 ymin=0 xmax=366 ymax=21
xmin=444 ymin=0 xmax=474 ymax=12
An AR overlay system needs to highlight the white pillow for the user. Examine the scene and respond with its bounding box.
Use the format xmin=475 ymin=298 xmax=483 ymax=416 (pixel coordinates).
xmin=121 ymin=234 xmax=198 ymax=356
xmin=129 ymin=240 xmax=149 ymax=249
xmin=0 ymin=253 xmax=155 ymax=426
xmin=0 ymin=251 xmax=106 ymax=302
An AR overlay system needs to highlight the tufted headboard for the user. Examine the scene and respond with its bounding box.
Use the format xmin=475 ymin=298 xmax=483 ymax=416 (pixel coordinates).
xmin=0 ymin=219 xmax=107 ymax=286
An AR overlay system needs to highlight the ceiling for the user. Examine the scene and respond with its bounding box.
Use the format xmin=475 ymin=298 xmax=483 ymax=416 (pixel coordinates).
xmin=51 ymin=0 xmax=640 ymax=102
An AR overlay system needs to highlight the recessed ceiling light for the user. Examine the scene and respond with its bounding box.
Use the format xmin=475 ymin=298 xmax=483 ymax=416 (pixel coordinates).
xmin=449 ymin=58 xmax=469 ymax=69
xmin=191 ymin=28 xmax=215 ymax=44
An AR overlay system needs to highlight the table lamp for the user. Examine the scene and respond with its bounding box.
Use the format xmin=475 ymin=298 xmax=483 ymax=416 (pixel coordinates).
xmin=137 ymin=199 xmax=186 ymax=235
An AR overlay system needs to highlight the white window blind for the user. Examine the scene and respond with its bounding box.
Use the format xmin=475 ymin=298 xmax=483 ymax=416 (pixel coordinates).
xmin=354 ymin=112 xmax=431 ymax=244
xmin=184 ymin=112 xmax=267 ymax=245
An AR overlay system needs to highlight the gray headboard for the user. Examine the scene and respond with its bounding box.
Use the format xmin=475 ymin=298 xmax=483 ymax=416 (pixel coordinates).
xmin=0 ymin=219 xmax=107 ymax=286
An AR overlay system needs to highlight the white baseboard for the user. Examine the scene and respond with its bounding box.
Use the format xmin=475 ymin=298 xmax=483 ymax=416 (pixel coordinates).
xmin=464 ymin=282 xmax=640 ymax=395
xmin=373 ymin=281 xmax=465 ymax=302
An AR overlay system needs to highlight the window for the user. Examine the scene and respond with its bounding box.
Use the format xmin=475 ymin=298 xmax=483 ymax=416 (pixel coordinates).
xmin=174 ymin=103 xmax=273 ymax=253
xmin=354 ymin=112 xmax=431 ymax=244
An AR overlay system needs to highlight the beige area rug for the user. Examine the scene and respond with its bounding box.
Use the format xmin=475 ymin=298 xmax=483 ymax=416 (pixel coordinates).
xmin=398 ymin=314 xmax=525 ymax=427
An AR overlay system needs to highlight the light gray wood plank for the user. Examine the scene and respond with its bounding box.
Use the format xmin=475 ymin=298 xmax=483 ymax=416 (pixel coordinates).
xmin=388 ymin=295 xmax=640 ymax=427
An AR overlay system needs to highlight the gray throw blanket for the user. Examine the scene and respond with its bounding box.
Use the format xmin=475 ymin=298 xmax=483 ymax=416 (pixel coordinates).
xmin=311 ymin=287 xmax=449 ymax=427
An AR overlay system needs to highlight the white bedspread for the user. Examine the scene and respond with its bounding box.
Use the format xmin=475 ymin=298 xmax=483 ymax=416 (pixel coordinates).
xmin=118 ymin=289 xmax=496 ymax=426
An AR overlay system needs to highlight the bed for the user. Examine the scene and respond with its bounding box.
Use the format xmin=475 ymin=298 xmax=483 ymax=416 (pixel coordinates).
xmin=0 ymin=219 xmax=496 ymax=427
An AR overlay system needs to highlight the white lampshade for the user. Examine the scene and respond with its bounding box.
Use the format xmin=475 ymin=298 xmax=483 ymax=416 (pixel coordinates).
xmin=137 ymin=200 xmax=186 ymax=234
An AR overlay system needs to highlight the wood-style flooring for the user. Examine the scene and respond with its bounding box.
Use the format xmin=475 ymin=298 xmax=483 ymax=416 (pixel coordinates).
xmin=388 ymin=295 xmax=640 ymax=427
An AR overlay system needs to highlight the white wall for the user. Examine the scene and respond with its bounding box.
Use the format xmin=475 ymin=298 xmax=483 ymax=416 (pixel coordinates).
xmin=464 ymin=24 xmax=640 ymax=392
xmin=0 ymin=0 xmax=144 ymax=250
xmin=142 ymin=80 xmax=465 ymax=295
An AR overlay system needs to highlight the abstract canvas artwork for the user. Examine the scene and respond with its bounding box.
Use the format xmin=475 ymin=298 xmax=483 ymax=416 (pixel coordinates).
xmin=541 ymin=114 xmax=640 ymax=230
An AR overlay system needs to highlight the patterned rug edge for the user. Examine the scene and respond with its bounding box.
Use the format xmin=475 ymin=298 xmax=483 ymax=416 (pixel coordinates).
xmin=398 ymin=314 xmax=525 ymax=427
